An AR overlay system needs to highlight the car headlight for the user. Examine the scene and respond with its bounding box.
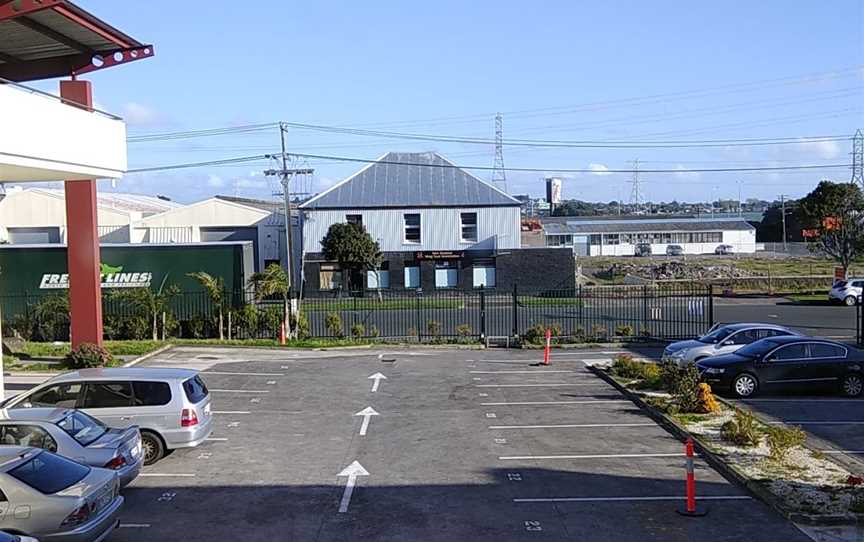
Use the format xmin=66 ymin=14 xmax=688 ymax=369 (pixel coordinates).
xmin=703 ymin=367 xmax=725 ymax=375
xmin=670 ymin=350 xmax=686 ymax=359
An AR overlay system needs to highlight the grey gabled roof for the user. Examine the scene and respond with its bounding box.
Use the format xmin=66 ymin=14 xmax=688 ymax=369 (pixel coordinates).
xmin=300 ymin=152 xmax=520 ymax=209
xmin=544 ymin=218 xmax=755 ymax=235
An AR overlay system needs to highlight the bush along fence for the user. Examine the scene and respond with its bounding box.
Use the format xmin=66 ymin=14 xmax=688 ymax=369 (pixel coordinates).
xmin=0 ymin=283 xmax=714 ymax=344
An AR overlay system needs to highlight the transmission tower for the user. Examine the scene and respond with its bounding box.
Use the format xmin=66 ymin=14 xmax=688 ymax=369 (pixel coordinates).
xmin=628 ymin=159 xmax=641 ymax=213
xmin=852 ymin=129 xmax=863 ymax=188
xmin=491 ymin=113 xmax=508 ymax=193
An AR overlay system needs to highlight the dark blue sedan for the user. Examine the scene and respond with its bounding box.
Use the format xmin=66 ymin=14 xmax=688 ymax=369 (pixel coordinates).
xmin=696 ymin=335 xmax=864 ymax=398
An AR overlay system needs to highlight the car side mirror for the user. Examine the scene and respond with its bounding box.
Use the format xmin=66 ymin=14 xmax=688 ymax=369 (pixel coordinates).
xmin=720 ymin=341 xmax=733 ymax=347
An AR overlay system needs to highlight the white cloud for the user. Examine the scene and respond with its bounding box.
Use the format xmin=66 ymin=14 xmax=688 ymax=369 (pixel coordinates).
xmin=795 ymin=139 xmax=842 ymax=160
xmin=673 ymin=164 xmax=702 ymax=180
xmin=588 ymin=163 xmax=611 ymax=175
xmin=206 ymin=175 xmax=226 ymax=188
xmin=121 ymin=102 xmax=166 ymax=127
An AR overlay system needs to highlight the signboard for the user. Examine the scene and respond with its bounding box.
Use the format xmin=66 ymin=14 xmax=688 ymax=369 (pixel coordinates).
xmin=835 ymin=266 xmax=847 ymax=282
xmin=546 ymin=177 xmax=563 ymax=204
xmin=414 ymin=251 xmax=464 ymax=260
xmin=801 ymin=229 xmax=819 ymax=239
xmin=40 ymin=263 xmax=153 ymax=290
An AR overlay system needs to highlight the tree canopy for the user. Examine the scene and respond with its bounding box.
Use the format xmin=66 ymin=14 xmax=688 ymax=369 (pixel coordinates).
xmin=796 ymin=180 xmax=864 ymax=272
xmin=321 ymin=223 xmax=382 ymax=271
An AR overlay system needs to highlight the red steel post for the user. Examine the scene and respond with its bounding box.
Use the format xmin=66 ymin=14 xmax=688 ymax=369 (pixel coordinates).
xmin=685 ymin=438 xmax=696 ymax=513
xmin=60 ymin=79 xmax=104 ymax=348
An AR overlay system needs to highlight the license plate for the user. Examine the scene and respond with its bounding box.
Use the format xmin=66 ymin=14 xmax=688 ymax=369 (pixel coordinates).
xmin=130 ymin=442 xmax=141 ymax=458
xmin=204 ymin=403 xmax=211 ymax=416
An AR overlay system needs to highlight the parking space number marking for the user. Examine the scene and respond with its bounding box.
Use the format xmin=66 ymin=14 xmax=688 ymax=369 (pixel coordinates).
xmin=525 ymin=521 xmax=542 ymax=532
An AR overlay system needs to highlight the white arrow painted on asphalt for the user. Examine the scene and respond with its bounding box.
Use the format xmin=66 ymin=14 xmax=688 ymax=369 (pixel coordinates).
xmin=337 ymin=461 xmax=369 ymax=513
xmin=355 ymin=407 xmax=379 ymax=436
xmin=368 ymin=372 xmax=387 ymax=392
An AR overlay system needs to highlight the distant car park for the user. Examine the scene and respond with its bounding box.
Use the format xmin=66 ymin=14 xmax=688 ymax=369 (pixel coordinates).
xmin=697 ymin=335 xmax=864 ymax=398
xmin=665 ymin=244 xmax=684 ymax=256
xmin=634 ymin=243 xmax=652 ymax=256
xmin=714 ymin=244 xmax=734 ymax=255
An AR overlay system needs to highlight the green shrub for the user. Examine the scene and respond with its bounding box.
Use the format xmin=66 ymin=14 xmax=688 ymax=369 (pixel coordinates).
xmin=765 ymin=425 xmax=806 ymax=462
xmin=292 ymin=311 xmax=310 ymax=339
xmin=123 ymin=316 xmax=150 ymax=341
xmin=351 ymin=323 xmax=365 ymax=338
xmin=325 ymin=312 xmax=344 ymax=338
xmin=186 ymin=317 xmax=207 ymax=339
xmin=671 ymin=364 xmax=702 ymax=413
xmin=615 ymin=325 xmax=633 ymax=337
xmin=611 ymin=354 xmax=643 ymax=379
xmin=720 ymin=410 xmax=762 ymax=447
xmin=426 ymin=320 xmax=442 ymax=337
xmin=523 ymin=323 xmax=560 ymax=345
xmin=65 ymin=343 xmax=113 ymax=369
xmin=591 ymin=324 xmax=608 ymax=341
xmin=456 ymin=324 xmax=472 ymax=337
xmin=659 ymin=360 xmax=681 ymax=393
xmin=369 ymin=325 xmax=380 ymax=338
xmin=261 ymin=306 xmax=284 ymax=336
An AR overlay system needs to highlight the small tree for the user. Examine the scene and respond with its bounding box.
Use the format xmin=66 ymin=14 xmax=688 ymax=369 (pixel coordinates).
xmin=187 ymin=272 xmax=226 ymax=340
xmin=248 ymin=264 xmax=292 ymax=338
xmin=320 ymin=223 xmax=382 ymax=295
xmin=797 ymin=181 xmax=864 ymax=273
xmin=114 ymin=277 xmax=179 ymax=341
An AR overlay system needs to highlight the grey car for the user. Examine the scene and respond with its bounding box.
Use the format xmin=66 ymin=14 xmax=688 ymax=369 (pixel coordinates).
xmin=1 ymin=368 xmax=212 ymax=465
xmin=662 ymin=323 xmax=800 ymax=367
xmin=0 ymin=447 xmax=122 ymax=542
xmin=0 ymin=409 xmax=142 ymax=488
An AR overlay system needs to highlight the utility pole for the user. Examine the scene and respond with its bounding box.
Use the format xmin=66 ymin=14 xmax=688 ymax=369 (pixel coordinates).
xmin=780 ymin=194 xmax=788 ymax=252
xmin=264 ymin=123 xmax=313 ymax=338
xmin=737 ymin=181 xmax=743 ymax=217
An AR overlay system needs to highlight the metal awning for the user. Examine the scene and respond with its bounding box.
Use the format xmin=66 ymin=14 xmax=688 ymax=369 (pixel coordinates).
xmin=0 ymin=0 xmax=153 ymax=82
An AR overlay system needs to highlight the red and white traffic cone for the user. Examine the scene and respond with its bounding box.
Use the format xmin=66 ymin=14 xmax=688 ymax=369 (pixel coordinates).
xmin=279 ymin=321 xmax=287 ymax=346
xmin=677 ymin=437 xmax=707 ymax=517
xmin=542 ymin=328 xmax=552 ymax=366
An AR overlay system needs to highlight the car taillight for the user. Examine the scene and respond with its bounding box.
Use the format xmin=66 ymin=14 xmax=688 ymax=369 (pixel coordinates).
xmin=61 ymin=503 xmax=91 ymax=527
xmin=104 ymin=454 xmax=127 ymax=470
xmin=181 ymin=408 xmax=199 ymax=427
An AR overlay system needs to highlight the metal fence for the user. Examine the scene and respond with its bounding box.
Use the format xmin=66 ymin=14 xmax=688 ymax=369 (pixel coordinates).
xmin=1 ymin=284 xmax=714 ymax=343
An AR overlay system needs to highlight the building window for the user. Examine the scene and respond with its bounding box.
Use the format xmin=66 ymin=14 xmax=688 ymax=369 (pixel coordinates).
xmin=603 ymin=234 xmax=620 ymax=245
xmin=346 ymin=214 xmax=363 ymax=227
xmin=404 ymin=214 xmax=421 ymax=244
xmin=434 ymin=261 xmax=458 ymax=288
xmin=319 ymin=264 xmax=342 ymax=290
xmin=460 ymin=212 xmax=478 ymax=242
xmin=404 ymin=263 xmax=420 ymax=289
xmin=367 ymin=262 xmax=390 ymax=289
xmin=588 ymin=234 xmax=601 ymax=246
xmin=472 ymin=260 xmax=496 ymax=288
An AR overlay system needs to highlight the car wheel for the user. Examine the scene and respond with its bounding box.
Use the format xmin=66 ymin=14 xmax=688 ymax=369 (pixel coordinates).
xmin=141 ymin=431 xmax=165 ymax=465
xmin=841 ymin=373 xmax=863 ymax=397
xmin=732 ymin=373 xmax=759 ymax=398
xmin=844 ymin=296 xmax=857 ymax=306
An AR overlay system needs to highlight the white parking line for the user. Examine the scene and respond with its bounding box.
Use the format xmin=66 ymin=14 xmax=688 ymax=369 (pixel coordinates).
xmin=821 ymin=450 xmax=864 ymax=454
xmin=212 ymin=410 xmax=251 ymax=415
xmin=500 ymin=453 xmax=683 ymax=460
xmin=205 ymin=371 xmax=285 ymax=377
xmin=481 ymin=400 xmax=630 ymax=406
xmin=139 ymin=473 xmax=197 ymax=477
xmin=205 ymin=437 xmax=228 ymax=442
xmin=209 ymin=389 xmax=269 ymax=394
xmin=489 ymin=423 xmax=655 ymax=430
xmin=514 ymin=495 xmax=750 ymax=503
xmin=469 ymin=370 xmax=575 ymax=374
xmin=475 ymin=383 xmax=602 ymax=388
xmin=741 ymin=399 xmax=864 ymax=403
xmin=767 ymin=421 xmax=864 ymax=425
xmin=119 ymin=524 xmax=152 ymax=528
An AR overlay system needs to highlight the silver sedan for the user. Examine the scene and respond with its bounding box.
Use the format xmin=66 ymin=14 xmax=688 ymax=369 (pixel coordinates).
xmin=662 ymin=323 xmax=799 ymax=367
xmin=0 ymin=446 xmax=123 ymax=542
xmin=0 ymin=409 xmax=142 ymax=488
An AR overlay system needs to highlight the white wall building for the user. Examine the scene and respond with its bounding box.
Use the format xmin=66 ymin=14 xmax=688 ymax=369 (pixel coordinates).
xmin=543 ymin=217 xmax=757 ymax=256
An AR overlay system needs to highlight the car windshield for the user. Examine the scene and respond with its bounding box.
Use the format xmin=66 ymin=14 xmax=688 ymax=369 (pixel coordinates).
xmin=835 ymin=281 xmax=848 ymax=288
xmin=697 ymin=327 xmax=734 ymax=344
xmin=735 ymin=339 xmax=782 ymax=359
xmin=8 ymin=450 xmax=90 ymax=494
xmin=56 ymin=411 xmax=108 ymax=447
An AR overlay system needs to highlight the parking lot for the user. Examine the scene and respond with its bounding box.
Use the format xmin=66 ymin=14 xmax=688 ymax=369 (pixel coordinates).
xmin=103 ymin=346 xmax=810 ymax=541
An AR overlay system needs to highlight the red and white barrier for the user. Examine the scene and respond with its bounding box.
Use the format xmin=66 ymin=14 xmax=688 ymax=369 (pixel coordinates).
xmin=543 ymin=328 xmax=552 ymax=365
xmin=677 ymin=437 xmax=707 ymax=517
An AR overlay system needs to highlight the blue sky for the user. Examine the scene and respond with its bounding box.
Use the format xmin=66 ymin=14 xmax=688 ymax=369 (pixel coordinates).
xmin=35 ymin=0 xmax=864 ymax=203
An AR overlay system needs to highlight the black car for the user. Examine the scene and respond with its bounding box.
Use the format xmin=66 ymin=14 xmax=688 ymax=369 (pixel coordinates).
xmin=696 ymin=335 xmax=864 ymax=398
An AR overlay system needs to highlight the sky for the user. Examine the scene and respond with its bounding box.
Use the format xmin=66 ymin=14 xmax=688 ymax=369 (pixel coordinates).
xmin=25 ymin=0 xmax=864 ymax=204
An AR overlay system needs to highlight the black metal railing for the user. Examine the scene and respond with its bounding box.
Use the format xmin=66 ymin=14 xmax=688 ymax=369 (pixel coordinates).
xmin=0 ymin=283 xmax=714 ymax=343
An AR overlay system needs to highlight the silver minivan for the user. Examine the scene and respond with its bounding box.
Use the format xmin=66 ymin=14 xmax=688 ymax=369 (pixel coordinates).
xmin=1 ymin=369 xmax=212 ymax=465
xmin=662 ymin=323 xmax=799 ymax=367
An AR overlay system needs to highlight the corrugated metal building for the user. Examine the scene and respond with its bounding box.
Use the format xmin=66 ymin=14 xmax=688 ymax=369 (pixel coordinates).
xmin=542 ymin=217 xmax=757 ymax=256
xmin=299 ymin=152 xmax=574 ymax=293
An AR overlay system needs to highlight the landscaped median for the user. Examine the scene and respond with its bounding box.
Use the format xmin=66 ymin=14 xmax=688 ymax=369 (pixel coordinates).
xmin=590 ymin=354 xmax=864 ymax=524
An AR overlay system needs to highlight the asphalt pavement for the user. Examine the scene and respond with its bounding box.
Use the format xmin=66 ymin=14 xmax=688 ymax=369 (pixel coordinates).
xmin=105 ymin=346 xmax=811 ymax=542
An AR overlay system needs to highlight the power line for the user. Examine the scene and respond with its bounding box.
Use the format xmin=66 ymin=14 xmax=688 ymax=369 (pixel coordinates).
xmin=126 ymin=151 xmax=852 ymax=175
xmin=127 ymin=123 xmax=279 ymax=143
